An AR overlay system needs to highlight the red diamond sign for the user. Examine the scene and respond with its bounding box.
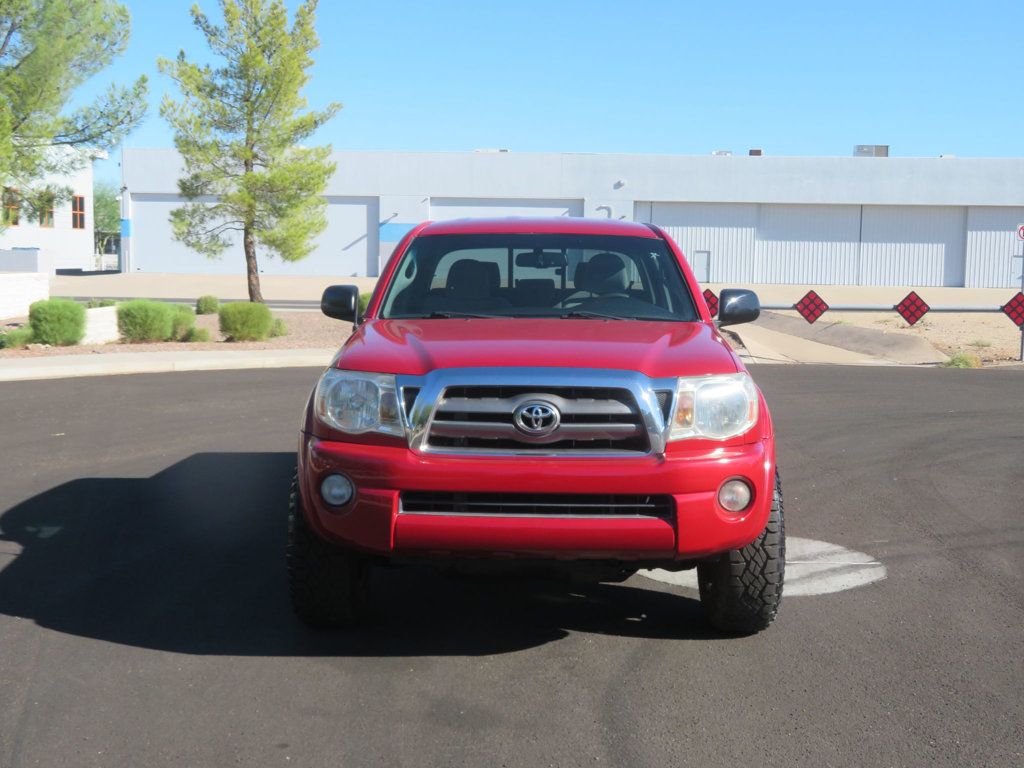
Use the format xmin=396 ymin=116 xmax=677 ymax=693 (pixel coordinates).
xmin=895 ymin=291 xmax=930 ymax=325
xmin=703 ymin=288 xmax=718 ymax=317
xmin=794 ymin=290 xmax=829 ymax=324
xmin=1002 ymin=292 xmax=1024 ymax=328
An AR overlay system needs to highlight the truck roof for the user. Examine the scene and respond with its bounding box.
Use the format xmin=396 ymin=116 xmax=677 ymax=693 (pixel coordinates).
xmin=417 ymin=217 xmax=660 ymax=238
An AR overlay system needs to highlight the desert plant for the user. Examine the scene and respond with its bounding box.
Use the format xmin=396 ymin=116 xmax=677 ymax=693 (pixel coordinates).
xmin=269 ymin=317 xmax=287 ymax=337
xmin=171 ymin=304 xmax=196 ymax=340
xmin=943 ymin=352 xmax=982 ymax=369
xmin=118 ymin=299 xmax=175 ymax=342
xmin=0 ymin=326 xmax=34 ymax=349
xmin=28 ymin=298 xmax=86 ymax=346
xmin=83 ymin=298 xmax=117 ymax=309
xmin=359 ymin=292 xmax=372 ymax=314
xmin=969 ymin=339 xmax=992 ymax=349
xmin=219 ymin=302 xmax=273 ymax=341
xmin=183 ymin=327 xmax=211 ymax=342
xmin=196 ymin=295 xmax=220 ymax=314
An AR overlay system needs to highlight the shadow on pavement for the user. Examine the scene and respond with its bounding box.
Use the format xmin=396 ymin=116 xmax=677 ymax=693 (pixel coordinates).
xmin=0 ymin=452 xmax=721 ymax=656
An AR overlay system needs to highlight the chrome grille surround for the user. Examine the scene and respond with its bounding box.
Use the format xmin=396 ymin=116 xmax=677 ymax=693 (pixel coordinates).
xmin=396 ymin=367 xmax=677 ymax=457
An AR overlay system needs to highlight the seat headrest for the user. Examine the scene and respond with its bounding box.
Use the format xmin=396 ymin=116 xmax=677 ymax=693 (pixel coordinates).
xmin=576 ymin=253 xmax=629 ymax=294
xmin=446 ymin=259 xmax=493 ymax=295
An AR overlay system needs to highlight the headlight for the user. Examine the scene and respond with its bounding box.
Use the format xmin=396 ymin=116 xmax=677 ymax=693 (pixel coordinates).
xmin=669 ymin=373 xmax=758 ymax=441
xmin=314 ymin=369 xmax=403 ymax=437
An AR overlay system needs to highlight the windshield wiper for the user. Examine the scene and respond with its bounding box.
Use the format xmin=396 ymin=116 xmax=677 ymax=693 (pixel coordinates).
xmin=560 ymin=310 xmax=634 ymax=321
xmin=422 ymin=311 xmax=505 ymax=319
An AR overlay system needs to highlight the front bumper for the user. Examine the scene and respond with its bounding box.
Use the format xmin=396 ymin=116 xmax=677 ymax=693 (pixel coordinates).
xmin=298 ymin=434 xmax=775 ymax=563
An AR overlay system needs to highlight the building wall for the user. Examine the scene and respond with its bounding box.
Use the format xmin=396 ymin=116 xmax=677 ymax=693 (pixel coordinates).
xmin=122 ymin=149 xmax=1024 ymax=287
xmin=0 ymin=162 xmax=95 ymax=272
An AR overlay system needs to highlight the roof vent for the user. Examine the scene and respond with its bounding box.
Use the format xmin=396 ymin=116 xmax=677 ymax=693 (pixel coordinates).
xmin=711 ymin=150 xmax=733 ymax=157
xmin=854 ymin=144 xmax=889 ymax=157
xmin=748 ymin=148 xmax=763 ymax=156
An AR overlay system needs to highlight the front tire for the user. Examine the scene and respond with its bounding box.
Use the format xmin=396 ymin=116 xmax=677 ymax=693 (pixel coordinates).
xmin=697 ymin=471 xmax=785 ymax=634
xmin=287 ymin=471 xmax=369 ymax=629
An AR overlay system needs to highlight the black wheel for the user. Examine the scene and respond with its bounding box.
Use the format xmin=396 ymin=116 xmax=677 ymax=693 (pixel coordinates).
xmin=287 ymin=471 xmax=369 ymax=629
xmin=697 ymin=470 xmax=785 ymax=634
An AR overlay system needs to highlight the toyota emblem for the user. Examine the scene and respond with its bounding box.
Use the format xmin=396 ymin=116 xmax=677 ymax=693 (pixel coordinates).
xmin=513 ymin=401 xmax=561 ymax=436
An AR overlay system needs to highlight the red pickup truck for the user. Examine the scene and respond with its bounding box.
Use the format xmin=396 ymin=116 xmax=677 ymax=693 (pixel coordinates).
xmin=290 ymin=217 xmax=784 ymax=634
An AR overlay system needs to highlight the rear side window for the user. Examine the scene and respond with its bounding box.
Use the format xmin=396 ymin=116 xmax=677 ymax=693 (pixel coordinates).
xmin=380 ymin=233 xmax=697 ymax=321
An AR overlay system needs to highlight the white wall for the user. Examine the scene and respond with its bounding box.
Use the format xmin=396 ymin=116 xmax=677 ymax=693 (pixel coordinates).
xmin=122 ymin=149 xmax=1024 ymax=286
xmin=0 ymin=163 xmax=95 ymax=271
xmin=0 ymin=272 xmax=48 ymax=320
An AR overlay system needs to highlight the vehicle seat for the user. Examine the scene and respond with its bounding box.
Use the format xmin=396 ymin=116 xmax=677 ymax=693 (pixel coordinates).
xmin=560 ymin=253 xmax=629 ymax=306
xmin=422 ymin=259 xmax=511 ymax=314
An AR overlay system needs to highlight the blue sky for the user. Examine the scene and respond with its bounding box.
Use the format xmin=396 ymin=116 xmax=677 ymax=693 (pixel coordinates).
xmin=87 ymin=0 xmax=1024 ymax=185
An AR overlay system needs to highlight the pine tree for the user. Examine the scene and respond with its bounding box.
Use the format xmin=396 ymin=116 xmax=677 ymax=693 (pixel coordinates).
xmin=0 ymin=0 xmax=147 ymax=215
xmin=159 ymin=0 xmax=340 ymax=303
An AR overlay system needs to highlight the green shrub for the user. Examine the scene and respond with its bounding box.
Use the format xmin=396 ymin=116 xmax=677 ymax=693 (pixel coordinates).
xmin=968 ymin=339 xmax=991 ymax=349
xmin=359 ymin=292 xmax=372 ymax=314
xmin=118 ymin=299 xmax=175 ymax=342
xmin=171 ymin=304 xmax=196 ymax=340
xmin=196 ymin=295 xmax=220 ymax=315
xmin=83 ymin=298 xmax=117 ymax=309
xmin=28 ymin=298 xmax=86 ymax=346
xmin=269 ymin=317 xmax=287 ymax=337
xmin=0 ymin=326 xmax=33 ymax=349
xmin=219 ymin=301 xmax=273 ymax=341
xmin=183 ymin=327 xmax=211 ymax=343
xmin=943 ymin=352 xmax=982 ymax=369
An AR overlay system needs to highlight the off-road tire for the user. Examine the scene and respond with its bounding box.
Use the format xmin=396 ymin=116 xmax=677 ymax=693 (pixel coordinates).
xmin=697 ymin=470 xmax=785 ymax=634
xmin=287 ymin=471 xmax=368 ymax=629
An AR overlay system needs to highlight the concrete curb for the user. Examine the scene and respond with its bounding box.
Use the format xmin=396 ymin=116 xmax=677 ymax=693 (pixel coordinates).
xmin=754 ymin=311 xmax=948 ymax=364
xmin=0 ymin=348 xmax=336 ymax=382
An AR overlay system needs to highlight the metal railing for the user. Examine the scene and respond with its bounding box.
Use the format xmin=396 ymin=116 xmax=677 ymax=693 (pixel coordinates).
xmin=702 ymin=288 xmax=1024 ymax=361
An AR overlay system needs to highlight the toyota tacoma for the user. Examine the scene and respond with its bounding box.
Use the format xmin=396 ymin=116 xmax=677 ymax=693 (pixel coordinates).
xmin=290 ymin=217 xmax=784 ymax=634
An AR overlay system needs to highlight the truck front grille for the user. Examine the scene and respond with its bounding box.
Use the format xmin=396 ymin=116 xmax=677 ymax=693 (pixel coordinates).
xmin=425 ymin=385 xmax=649 ymax=454
xmin=401 ymin=492 xmax=673 ymax=519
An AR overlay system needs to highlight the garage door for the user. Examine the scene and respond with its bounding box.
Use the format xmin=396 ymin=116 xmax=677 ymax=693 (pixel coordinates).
xmin=860 ymin=206 xmax=966 ymax=287
xmin=636 ymin=201 xmax=758 ymax=283
xmin=130 ymin=194 xmax=379 ymax=276
xmin=430 ymin=197 xmax=584 ymax=220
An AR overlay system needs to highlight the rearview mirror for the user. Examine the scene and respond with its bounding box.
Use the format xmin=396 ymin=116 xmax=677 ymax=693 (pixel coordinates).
xmin=717 ymin=288 xmax=760 ymax=327
xmin=515 ymin=250 xmax=567 ymax=269
xmin=321 ymin=284 xmax=361 ymax=323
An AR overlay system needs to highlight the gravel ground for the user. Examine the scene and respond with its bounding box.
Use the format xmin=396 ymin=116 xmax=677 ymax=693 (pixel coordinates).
xmin=0 ymin=310 xmax=352 ymax=358
xmin=775 ymin=309 xmax=1024 ymax=364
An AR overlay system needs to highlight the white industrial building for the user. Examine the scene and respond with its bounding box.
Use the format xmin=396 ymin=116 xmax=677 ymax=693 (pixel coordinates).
xmin=0 ymin=158 xmax=97 ymax=273
xmin=121 ymin=149 xmax=1024 ymax=288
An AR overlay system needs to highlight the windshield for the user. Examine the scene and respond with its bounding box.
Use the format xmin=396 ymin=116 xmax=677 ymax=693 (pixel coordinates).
xmin=379 ymin=233 xmax=699 ymax=321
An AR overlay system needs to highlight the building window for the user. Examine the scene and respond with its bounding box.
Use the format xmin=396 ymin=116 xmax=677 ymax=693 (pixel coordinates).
xmin=39 ymin=195 xmax=54 ymax=228
xmin=72 ymin=195 xmax=85 ymax=229
xmin=3 ymin=188 xmax=19 ymax=226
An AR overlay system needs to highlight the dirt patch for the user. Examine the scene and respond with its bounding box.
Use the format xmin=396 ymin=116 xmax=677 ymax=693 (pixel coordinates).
xmin=0 ymin=310 xmax=352 ymax=358
xmin=773 ymin=309 xmax=1022 ymax=365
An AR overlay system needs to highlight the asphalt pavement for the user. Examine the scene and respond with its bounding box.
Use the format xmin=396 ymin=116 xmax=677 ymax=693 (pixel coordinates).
xmin=0 ymin=366 xmax=1021 ymax=767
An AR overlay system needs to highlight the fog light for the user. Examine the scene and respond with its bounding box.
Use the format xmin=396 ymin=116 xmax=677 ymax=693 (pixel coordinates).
xmin=321 ymin=473 xmax=354 ymax=506
xmin=718 ymin=479 xmax=752 ymax=513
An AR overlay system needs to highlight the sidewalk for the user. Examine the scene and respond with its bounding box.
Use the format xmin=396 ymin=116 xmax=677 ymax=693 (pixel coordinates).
xmin=727 ymin=325 xmax=894 ymax=366
xmin=0 ymin=348 xmax=335 ymax=382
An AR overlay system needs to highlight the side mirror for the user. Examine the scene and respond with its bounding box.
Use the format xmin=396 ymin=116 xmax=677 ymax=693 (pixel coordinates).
xmin=321 ymin=285 xmax=361 ymax=323
xmin=717 ymin=288 xmax=760 ymax=327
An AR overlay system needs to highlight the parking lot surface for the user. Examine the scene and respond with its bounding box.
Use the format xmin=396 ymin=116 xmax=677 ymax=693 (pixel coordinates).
xmin=0 ymin=366 xmax=1021 ymax=767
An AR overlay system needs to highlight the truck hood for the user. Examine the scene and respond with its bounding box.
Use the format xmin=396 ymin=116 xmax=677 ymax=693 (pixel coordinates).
xmin=333 ymin=319 xmax=741 ymax=379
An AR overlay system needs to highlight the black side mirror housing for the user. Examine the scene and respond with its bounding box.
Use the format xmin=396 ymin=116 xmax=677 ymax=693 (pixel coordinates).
xmin=321 ymin=285 xmax=361 ymax=323
xmin=717 ymin=288 xmax=760 ymax=327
